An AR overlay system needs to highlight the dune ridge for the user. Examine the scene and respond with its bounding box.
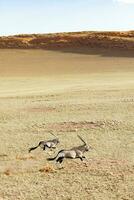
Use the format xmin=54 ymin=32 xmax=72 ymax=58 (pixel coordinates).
xmin=0 ymin=31 xmax=134 ymax=50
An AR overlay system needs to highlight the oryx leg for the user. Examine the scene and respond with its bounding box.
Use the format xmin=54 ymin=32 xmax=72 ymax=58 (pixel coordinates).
xmin=43 ymin=145 xmax=46 ymax=151
xmin=42 ymin=145 xmax=52 ymax=156
xmin=51 ymin=146 xmax=56 ymax=149
xmin=50 ymin=146 xmax=57 ymax=152
xmin=78 ymin=156 xmax=84 ymax=161
xmin=77 ymin=152 xmax=84 ymax=161
xmin=56 ymin=156 xmax=64 ymax=164
xmin=55 ymin=156 xmax=64 ymax=169
xmin=82 ymin=155 xmax=89 ymax=166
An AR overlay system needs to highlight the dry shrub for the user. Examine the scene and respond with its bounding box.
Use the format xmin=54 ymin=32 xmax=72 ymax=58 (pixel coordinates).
xmin=0 ymin=154 xmax=8 ymax=157
xmin=26 ymin=106 xmax=56 ymax=113
xmin=16 ymin=155 xmax=35 ymax=161
xmin=39 ymin=165 xmax=55 ymax=173
xmin=4 ymin=169 xmax=12 ymax=176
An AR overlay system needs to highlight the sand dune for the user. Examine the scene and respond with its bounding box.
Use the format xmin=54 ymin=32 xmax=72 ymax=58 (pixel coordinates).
xmin=0 ymin=49 xmax=134 ymax=77
xmin=0 ymin=31 xmax=133 ymax=77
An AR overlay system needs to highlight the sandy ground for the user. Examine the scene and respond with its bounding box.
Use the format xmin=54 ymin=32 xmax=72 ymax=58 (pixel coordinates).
xmin=0 ymin=49 xmax=134 ymax=200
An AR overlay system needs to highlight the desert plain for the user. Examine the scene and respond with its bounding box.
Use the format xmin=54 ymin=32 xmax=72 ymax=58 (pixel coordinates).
xmin=0 ymin=41 xmax=134 ymax=199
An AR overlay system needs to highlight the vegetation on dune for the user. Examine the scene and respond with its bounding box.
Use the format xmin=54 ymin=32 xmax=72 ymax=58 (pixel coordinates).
xmin=0 ymin=31 xmax=134 ymax=50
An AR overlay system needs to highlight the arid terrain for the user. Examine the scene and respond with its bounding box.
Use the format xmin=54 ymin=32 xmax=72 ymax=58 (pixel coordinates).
xmin=0 ymin=31 xmax=134 ymax=50
xmin=0 ymin=32 xmax=134 ymax=200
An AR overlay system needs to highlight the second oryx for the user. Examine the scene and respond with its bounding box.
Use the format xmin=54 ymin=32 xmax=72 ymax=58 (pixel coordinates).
xmin=29 ymin=132 xmax=60 ymax=153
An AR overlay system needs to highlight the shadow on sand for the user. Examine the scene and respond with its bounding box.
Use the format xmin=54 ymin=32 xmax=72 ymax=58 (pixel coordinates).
xmin=44 ymin=47 xmax=134 ymax=58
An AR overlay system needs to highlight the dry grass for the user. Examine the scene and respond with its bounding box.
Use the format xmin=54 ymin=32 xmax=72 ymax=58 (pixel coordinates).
xmin=39 ymin=165 xmax=55 ymax=173
xmin=0 ymin=49 xmax=134 ymax=200
xmin=16 ymin=155 xmax=36 ymax=161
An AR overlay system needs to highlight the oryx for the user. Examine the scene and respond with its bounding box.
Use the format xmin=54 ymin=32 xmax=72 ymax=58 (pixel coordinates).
xmin=47 ymin=135 xmax=91 ymax=164
xmin=28 ymin=132 xmax=59 ymax=153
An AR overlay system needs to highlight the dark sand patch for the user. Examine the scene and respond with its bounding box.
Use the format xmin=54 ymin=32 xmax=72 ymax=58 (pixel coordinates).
xmin=31 ymin=120 xmax=122 ymax=132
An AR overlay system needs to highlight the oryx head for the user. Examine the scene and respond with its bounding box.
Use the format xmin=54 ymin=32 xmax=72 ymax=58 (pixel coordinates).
xmin=77 ymin=135 xmax=92 ymax=151
xmin=49 ymin=132 xmax=60 ymax=143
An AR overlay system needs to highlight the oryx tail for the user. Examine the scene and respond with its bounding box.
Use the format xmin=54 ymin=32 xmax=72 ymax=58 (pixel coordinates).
xmin=47 ymin=150 xmax=64 ymax=161
xmin=29 ymin=142 xmax=41 ymax=153
xmin=29 ymin=145 xmax=39 ymax=153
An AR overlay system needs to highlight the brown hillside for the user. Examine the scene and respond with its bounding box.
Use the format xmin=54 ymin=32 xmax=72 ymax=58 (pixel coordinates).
xmin=0 ymin=31 xmax=134 ymax=50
